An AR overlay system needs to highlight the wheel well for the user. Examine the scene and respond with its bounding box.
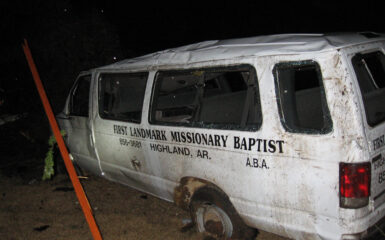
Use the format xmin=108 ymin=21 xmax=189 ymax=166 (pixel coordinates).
xmin=173 ymin=177 xmax=227 ymax=210
xmin=180 ymin=179 xmax=258 ymax=239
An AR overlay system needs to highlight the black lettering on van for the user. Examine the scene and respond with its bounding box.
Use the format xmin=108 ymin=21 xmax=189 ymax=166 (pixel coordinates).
xmin=373 ymin=135 xmax=385 ymax=151
xmin=234 ymin=137 xmax=284 ymax=154
xmin=256 ymin=139 xmax=263 ymax=152
xmin=246 ymin=157 xmax=269 ymax=169
xmin=149 ymin=143 xmax=190 ymax=156
xmin=268 ymin=140 xmax=276 ymax=153
xmin=129 ymin=127 xmax=167 ymax=141
xmin=276 ymin=140 xmax=284 ymax=153
xmin=379 ymin=170 xmax=385 ymax=184
xmin=113 ymin=125 xmax=128 ymax=135
xmin=171 ymin=131 xmax=228 ymax=148
xmin=373 ymin=155 xmax=385 ymax=170
xmin=248 ymin=138 xmax=256 ymax=150
xmin=197 ymin=149 xmax=210 ymax=159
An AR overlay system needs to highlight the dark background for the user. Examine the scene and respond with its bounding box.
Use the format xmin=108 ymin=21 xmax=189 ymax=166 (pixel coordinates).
xmin=0 ymin=0 xmax=384 ymax=178
xmin=2 ymin=0 xmax=384 ymax=114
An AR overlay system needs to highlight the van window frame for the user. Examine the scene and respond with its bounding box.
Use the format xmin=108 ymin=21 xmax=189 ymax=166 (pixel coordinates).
xmin=68 ymin=74 xmax=91 ymax=118
xmin=149 ymin=64 xmax=262 ymax=131
xmin=97 ymin=71 xmax=149 ymax=124
xmin=351 ymin=50 xmax=385 ymax=127
xmin=273 ymin=60 xmax=333 ymax=134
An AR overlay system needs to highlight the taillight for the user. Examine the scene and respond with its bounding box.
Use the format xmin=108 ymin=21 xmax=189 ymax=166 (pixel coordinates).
xmin=340 ymin=162 xmax=371 ymax=208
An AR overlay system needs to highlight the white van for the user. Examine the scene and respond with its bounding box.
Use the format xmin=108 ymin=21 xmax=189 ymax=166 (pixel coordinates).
xmin=58 ymin=32 xmax=385 ymax=240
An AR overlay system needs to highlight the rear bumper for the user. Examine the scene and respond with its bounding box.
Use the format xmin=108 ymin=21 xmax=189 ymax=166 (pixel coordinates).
xmin=363 ymin=214 xmax=385 ymax=239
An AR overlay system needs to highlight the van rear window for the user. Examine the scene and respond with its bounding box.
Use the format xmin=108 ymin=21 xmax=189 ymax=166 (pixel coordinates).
xmin=150 ymin=65 xmax=262 ymax=131
xmin=99 ymin=72 xmax=148 ymax=123
xmin=274 ymin=61 xmax=332 ymax=134
xmin=352 ymin=51 xmax=385 ymax=127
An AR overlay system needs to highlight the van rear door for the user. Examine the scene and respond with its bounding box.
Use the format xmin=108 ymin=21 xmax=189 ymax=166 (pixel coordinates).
xmin=351 ymin=50 xmax=385 ymax=208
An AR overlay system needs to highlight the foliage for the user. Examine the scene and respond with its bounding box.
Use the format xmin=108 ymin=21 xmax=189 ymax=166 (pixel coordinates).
xmin=42 ymin=130 xmax=66 ymax=180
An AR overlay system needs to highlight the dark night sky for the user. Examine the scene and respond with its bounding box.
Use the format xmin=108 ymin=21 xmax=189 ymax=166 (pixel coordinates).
xmin=70 ymin=0 xmax=385 ymax=56
xmin=1 ymin=0 xmax=385 ymax=114
xmin=3 ymin=0 xmax=385 ymax=62
xmin=96 ymin=0 xmax=385 ymax=55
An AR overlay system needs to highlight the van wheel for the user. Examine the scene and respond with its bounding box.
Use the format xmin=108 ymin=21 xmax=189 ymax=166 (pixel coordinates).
xmin=189 ymin=186 xmax=257 ymax=240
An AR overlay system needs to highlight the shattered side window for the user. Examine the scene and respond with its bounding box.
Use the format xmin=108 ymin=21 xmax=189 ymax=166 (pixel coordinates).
xmin=70 ymin=75 xmax=91 ymax=117
xmin=99 ymin=72 xmax=148 ymax=123
xmin=274 ymin=61 xmax=332 ymax=134
xmin=150 ymin=65 xmax=262 ymax=131
xmin=151 ymin=71 xmax=199 ymax=124
xmin=352 ymin=51 xmax=385 ymax=127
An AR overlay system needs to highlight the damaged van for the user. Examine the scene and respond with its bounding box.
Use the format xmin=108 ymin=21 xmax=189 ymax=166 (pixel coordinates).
xmin=58 ymin=32 xmax=385 ymax=239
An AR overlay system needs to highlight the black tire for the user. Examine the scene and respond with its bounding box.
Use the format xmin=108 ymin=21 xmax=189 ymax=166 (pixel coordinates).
xmin=189 ymin=186 xmax=257 ymax=240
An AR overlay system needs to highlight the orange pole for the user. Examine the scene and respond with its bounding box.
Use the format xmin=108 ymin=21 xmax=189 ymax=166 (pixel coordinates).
xmin=22 ymin=39 xmax=103 ymax=240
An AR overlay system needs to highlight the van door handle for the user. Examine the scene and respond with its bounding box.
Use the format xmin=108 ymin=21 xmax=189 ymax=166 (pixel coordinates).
xmin=89 ymin=134 xmax=94 ymax=147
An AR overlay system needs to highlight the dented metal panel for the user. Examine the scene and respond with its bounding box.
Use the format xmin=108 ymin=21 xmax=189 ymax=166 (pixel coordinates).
xmin=58 ymin=33 xmax=385 ymax=240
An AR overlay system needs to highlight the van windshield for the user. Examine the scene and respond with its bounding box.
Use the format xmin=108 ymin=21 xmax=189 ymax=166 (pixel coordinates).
xmin=352 ymin=51 xmax=385 ymax=127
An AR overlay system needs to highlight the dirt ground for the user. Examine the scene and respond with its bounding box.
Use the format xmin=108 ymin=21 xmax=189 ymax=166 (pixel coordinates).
xmin=0 ymin=116 xmax=287 ymax=240
xmin=0 ymin=173 xmax=288 ymax=240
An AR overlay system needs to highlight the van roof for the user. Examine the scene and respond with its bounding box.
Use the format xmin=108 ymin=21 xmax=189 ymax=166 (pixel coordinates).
xmin=99 ymin=32 xmax=385 ymax=70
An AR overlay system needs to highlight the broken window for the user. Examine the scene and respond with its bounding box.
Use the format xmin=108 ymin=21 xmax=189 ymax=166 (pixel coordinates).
xmin=150 ymin=65 xmax=261 ymax=130
xmin=70 ymin=75 xmax=91 ymax=117
xmin=99 ymin=72 xmax=148 ymax=123
xmin=352 ymin=51 xmax=385 ymax=127
xmin=274 ymin=61 xmax=332 ymax=133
